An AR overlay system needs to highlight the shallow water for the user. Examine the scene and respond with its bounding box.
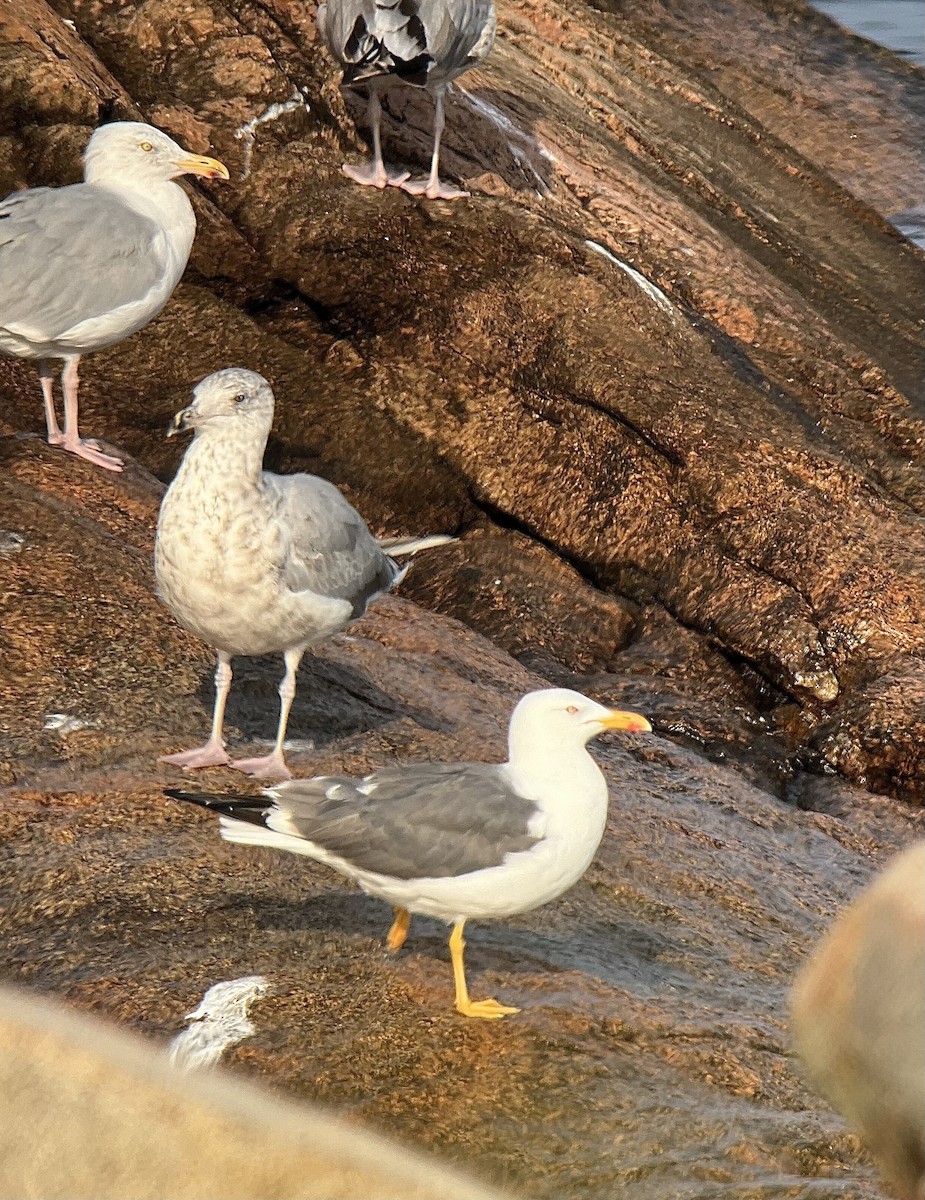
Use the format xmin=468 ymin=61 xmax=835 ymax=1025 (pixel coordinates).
xmin=811 ymin=0 xmax=925 ymax=66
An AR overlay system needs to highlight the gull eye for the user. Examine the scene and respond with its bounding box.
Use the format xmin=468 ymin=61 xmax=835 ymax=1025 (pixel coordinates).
xmin=140 ymin=141 xmax=154 ymax=152
xmin=234 ymin=393 xmax=248 ymax=405
xmin=566 ymin=704 xmax=579 ymax=714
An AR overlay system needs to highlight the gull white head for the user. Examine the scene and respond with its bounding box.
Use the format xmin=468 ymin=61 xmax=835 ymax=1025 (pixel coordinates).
xmin=507 ymin=688 xmax=651 ymax=765
xmin=169 ymin=368 xmax=276 ymax=441
xmin=83 ymin=121 xmax=230 ymax=188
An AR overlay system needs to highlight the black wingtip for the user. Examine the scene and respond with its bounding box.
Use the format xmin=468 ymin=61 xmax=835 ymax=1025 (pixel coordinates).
xmin=165 ymin=788 xmax=221 ymax=809
xmin=164 ymin=789 xmax=266 ymax=811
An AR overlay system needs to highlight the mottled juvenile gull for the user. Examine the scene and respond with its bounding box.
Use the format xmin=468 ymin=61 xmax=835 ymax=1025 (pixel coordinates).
xmin=167 ymin=688 xmax=651 ymax=1019
xmin=318 ymin=0 xmax=496 ymax=199
xmin=156 ymin=367 xmax=452 ymax=779
xmin=0 ymin=122 xmax=229 ymax=472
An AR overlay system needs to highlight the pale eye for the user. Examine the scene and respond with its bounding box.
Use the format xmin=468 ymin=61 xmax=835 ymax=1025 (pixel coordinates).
xmin=234 ymin=393 xmax=248 ymax=405
xmin=140 ymin=141 xmax=154 ymax=152
xmin=566 ymin=704 xmax=579 ymax=714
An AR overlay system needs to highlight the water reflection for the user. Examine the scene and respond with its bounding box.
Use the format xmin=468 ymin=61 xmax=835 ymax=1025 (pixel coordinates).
xmin=811 ymin=0 xmax=925 ymax=66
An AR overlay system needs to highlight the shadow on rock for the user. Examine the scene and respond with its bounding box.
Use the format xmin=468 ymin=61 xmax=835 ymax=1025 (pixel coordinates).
xmin=342 ymin=84 xmax=557 ymax=196
xmin=190 ymin=651 xmax=452 ymax=757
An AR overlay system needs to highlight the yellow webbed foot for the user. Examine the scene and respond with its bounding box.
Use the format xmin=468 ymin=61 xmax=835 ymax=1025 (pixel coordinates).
xmin=456 ymin=997 xmax=521 ymax=1020
xmin=386 ymin=907 xmax=411 ymax=953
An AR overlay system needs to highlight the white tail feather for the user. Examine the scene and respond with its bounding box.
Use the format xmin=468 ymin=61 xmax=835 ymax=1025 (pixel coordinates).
xmin=218 ymin=815 xmax=339 ymax=865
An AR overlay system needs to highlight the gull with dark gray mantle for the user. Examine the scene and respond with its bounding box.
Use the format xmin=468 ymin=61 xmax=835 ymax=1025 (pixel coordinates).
xmin=318 ymin=0 xmax=496 ymax=199
xmin=156 ymin=367 xmax=452 ymax=779
xmin=168 ymin=687 xmax=651 ymax=1019
xmin=0 ymin=122 xmax=229 ymax=472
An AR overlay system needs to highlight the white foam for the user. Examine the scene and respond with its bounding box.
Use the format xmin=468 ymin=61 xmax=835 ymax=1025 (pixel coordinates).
xmin=0 ymin=530 xmax=25 ymax=556
xmin=168 ymin=976 xmax=269 ymax=1071
xmin=235 ymin=94 xmax=309 ymax=178
xmin=43 ymin=713 xmax=93 ymax=734
xmin=585 ymin=240 xmax=676 ymax=317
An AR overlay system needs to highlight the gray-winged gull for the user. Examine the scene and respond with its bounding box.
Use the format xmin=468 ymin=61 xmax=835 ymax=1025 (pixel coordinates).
xmin=0 ymin=121 xmax=229 ymax=472
xmin=156 ymin=367 xmax=452 ymax=780
xmin=167 ymin=687 xmax=652 ymax=1018
xmin=318 ymin=0 xmax=496 ymax=199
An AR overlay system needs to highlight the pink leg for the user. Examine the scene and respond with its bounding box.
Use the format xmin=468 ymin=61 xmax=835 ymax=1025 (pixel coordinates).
xmin=161 ymin=652 xmax=233 ymax=769
xmin=39 ymin=360 xmax=64 ymax=445
xmin=231 ymin=647 xmax=304 ymax=779
xmin=342 ymin=92 xmax=410 ymax=189
xmin=400 ymin=88 xmax=470 ymax=201
xmin=42 ymin=360 xmax=99 ymax=449
xmin=60 ymin=355 xmax=124 ymax=472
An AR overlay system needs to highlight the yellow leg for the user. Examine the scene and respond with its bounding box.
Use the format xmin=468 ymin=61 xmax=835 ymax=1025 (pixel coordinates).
xmin=449 ymin=920 xmax=520 ymax=1020
xmin=386 ymin=907 xmax=411 ymax=952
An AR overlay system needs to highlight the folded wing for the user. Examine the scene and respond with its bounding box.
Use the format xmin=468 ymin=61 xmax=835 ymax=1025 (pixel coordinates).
xmin=0 ymin=185 xmax=170 ymax=345
xmin=263 ymin=471 xmax=400 ymax=618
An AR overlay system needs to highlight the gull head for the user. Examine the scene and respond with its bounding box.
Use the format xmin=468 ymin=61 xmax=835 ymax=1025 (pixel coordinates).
xmin=508 ymin=688 xmax=651 ymax=760
xmin=168 ymin=368 xmax=276 ymax=440
xmin=83 ymin=121 xmax=230 ymax=187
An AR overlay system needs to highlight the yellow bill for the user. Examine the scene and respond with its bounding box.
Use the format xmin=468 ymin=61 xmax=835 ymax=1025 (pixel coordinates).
xmin=599 ymin=709 xmax=652 ymax=734
xmin=176 ymin=154 xmax=230 ymax=181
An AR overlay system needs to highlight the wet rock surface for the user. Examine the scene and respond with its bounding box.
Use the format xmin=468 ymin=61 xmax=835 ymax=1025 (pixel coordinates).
xmin=2 ymin=440 xmax=925 ymax=1198
xmin=1 ymin=0 xmax=924 ymax=1194
xmin=2 ymin=0 xmax=923 ymax=803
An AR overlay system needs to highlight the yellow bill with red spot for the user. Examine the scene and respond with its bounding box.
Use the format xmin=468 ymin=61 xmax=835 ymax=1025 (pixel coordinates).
xmin=599 ymin=709 xmax=652 ymax=734
xmin=175 ymin=154 xmax=230 ymax=181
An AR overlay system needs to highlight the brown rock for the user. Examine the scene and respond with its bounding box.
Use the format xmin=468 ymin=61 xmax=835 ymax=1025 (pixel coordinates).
xmin=2 ymin=0 xmax=922 ymax=800
xmin=2 ymin=3 xmax=925 ymax=1188
xmin=0 ymin=983 xmax=512 ymax=1199
xmin=2 ymin=442 xmax=925 ymax=1197
xmin=398 ymin=523 xmax=638 ymax=675
xmin=792 ymin=841 xmax=925 ymax=1200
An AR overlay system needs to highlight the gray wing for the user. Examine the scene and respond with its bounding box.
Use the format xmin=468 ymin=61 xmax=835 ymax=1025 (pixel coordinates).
xmin=319 ymin=0 xmax=495 ymax=86
xmin=263 ymin=471 xmax=400 ymax=617
xmin=0 ymin=184 xmax=171 ymax=342
xmin=270 ymin=761 xmax=540 ymax=879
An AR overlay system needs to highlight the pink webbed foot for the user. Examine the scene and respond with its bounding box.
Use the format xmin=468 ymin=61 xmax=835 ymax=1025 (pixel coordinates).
xmin=342 ymin=162 xmax=410 ymax=189
xmin=399 ymin=177 xmax=470 ymax=201
xmin=160 ymin=741 xmax=231 ymax=770
xmin=51 ymin=432 xmax=103 ymax=450
xmin=59 ymin=437 xmax=124 ymax=472
xmin=229 ymin=752 xmax=292 ymax=780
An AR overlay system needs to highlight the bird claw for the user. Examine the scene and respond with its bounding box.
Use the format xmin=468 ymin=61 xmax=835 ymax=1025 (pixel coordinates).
xmin=399 ymin=177 xmax=470 ymax=201
xmin=229 ymin=753 xmax=292 ymax=780
xmin=159 ymin=742 xmax=231 ymax=770
xmin=456 ymin=997 xmax=521 ymax=1020
xmin=342 ymin=162 xmax=410 ymax=189
xmin=61 ymin=438 xmax=124 ymax=472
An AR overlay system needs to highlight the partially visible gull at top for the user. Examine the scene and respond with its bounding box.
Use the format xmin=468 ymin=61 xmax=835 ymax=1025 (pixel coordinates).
xmin=318 ymin=0 xmax=496 ymax=199
xmin=155 ymin=368 xmax=453 ymax=780
xmin=168 ymin=688 xmax=652 ymax=1019
xmin=0 ymin=122 xmax=229 ymax=472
